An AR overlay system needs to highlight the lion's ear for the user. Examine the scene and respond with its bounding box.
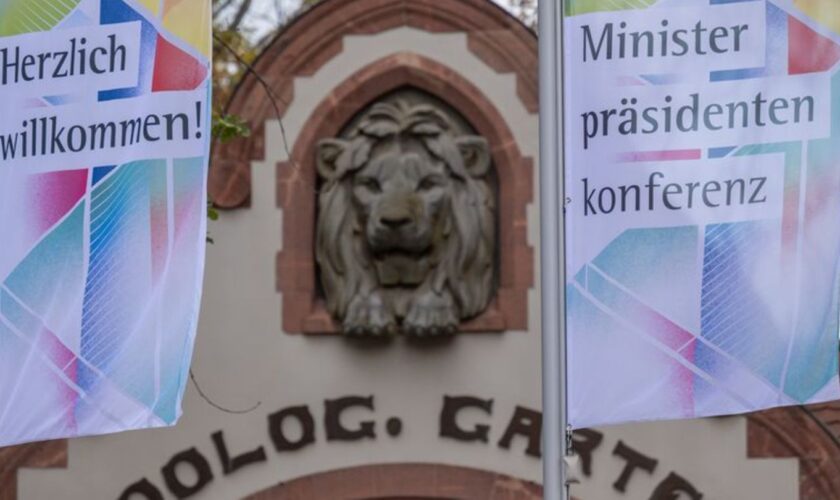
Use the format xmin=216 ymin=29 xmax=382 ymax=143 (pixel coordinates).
xmin=316 ymin=139 xmax=350 ymax=181
xmin=456 ymin=136 xmax=491 ymax=178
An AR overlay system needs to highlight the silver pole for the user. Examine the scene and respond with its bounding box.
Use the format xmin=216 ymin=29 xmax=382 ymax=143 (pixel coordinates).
xmin=538 ymin=1 xmax=568 ymax=500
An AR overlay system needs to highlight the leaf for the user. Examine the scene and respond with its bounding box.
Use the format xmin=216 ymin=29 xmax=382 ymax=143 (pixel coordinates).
xmin=212 ymin=112 xmax=251 ymax=143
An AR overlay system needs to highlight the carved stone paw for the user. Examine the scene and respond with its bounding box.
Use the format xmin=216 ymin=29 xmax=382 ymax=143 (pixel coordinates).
xmin=404 ymin=291 xmax=458 ymax=337
xmin=342 ymin=293 xmax=397 ymax=337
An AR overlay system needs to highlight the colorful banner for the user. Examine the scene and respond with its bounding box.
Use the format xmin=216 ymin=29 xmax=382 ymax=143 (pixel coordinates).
xmin=564 ymin=0 xmax=840 ymax=428
xmin=0 ymin=0 xmax=210 ymax=446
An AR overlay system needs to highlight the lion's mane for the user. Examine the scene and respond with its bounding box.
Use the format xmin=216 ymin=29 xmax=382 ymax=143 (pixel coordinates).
xmin=316 ymin=101 xmax=496 ymax=325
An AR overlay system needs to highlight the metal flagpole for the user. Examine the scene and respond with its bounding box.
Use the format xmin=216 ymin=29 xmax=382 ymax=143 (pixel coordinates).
xmin=539 ymin=1 xmax=568 ymax=500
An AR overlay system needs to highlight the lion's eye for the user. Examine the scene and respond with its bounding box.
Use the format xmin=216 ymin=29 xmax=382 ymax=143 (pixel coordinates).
xmin=358 ymin=177 xmax=381 ymax=193
xmin=418 ymin=176 xmax=442 ymax=191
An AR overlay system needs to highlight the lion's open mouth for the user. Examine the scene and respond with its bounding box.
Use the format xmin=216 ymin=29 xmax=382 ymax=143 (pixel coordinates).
xmin=373 ymin=251 xmax=430 ymax=286
xmin=372 ymin=246 xmax=428 ymax=257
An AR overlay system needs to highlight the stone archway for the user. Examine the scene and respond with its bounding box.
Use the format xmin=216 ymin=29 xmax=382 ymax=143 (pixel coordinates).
xmin=747 ymin=404 xmax=840 ymax=499
xmin=209 ymin=0 xmax=537 ymax=336
xmin=0 ymin=440 xmax=66 ymax=500
xmin=244 ymin=463 xmax=542 ymax=500
xmin=272 ymin=51 xmax=534 ymax=335
xmin=209 ymin=0 xmax=537 ymax=209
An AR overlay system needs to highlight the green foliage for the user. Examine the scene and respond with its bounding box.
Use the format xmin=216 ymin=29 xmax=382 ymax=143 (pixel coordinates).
xmin=207 ymin=0 xmax=317 ymax=234
xmin=212 ymin=27 xmax=260 ymax=108
xmin=212 ymin=113 xmax=251 ymax=143
xmin=208 ymin=0 xmax=262 ymax=233
xmin=205 ymin=112 xmax=246 ymax=235
xmin=207 ymin=203 xmax=220 ymax=221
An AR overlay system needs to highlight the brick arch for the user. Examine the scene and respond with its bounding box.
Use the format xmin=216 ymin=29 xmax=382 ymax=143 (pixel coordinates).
xmin=0 ymin=440 xmax=66 ymax=500
xmin=243 ymin=463 xmax=542 ymax=500
xmin=209 ymin=0 xmax=537 ymax=209
xmin=747 ymin=404 xmax=840 ymax=499
xmin=275 ymin=52 xmax=533 ymax=334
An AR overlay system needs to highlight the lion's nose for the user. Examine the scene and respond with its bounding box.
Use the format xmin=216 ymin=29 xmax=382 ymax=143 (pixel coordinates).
xmin=380 ymin=214 xmax=412 ymax=228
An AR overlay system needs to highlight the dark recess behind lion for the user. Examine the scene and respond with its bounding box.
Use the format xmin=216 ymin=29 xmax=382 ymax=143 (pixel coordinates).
xmin=315 ymin=94 xmax=497 ymax=337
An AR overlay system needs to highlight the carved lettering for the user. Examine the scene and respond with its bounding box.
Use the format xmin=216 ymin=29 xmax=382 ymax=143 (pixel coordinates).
xmin=613 ymin=440 xmax=658 ymax=493
xmin=439 ymin=395 xmax=493 ymax=443
xmin=571 ymin=429 xmax=604 ymax=477
xmin=324 ymin=395 xmax=376 ymax=441
xmin=497 ymin=406 xmax=542 ymax=458
xmin=211 ymin=430 xmax=267 ymax=475
xmin=118 ymin=478 xmax=164 ymax=500
xmin=160 ymin=448 xmax=213 ymax=499
xmin=650 ymin=472 xmax=704 ymax=500
xmin=267 ymin=405 xmax=316 ymax=452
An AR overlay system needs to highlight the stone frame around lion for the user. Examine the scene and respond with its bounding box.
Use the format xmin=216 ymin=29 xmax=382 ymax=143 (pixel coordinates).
xmin=276 ymin=53 xmax=534 ymax=335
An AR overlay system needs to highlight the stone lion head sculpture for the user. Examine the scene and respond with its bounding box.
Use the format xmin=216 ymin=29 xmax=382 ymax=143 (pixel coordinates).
xmin=315 ymin=99 xmax=496 ymax=336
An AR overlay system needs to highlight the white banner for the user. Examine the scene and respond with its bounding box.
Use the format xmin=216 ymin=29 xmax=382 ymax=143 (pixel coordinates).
xmin=564 ymin=0 xmax=840 ymax=428
xmin=0 ymin=0 xmax=211 ymax=446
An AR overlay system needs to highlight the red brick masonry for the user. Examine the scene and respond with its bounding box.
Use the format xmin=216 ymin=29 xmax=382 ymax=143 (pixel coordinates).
xmin=0 ymin=440 xmax=66 ymax=500
xmin=209 ymin=0 xmax=538 ymax=209
xmin=748 ymin=403 xmax=840 ymax=499
xmin=3 ymin=0 xmax=837 ymax=499
xmin=245 ymin=463 xmax=544 ymax=500
xmin=275 ymin=52 xmax=534 ymax=334
xmin=211 ymin=0 xmax=538 ymax=334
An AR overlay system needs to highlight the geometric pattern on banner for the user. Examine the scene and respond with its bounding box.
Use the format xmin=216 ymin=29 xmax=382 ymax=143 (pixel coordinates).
xmin=566 ymin=0 xmax=840 ymax=427
xmin=0 ymin=0 xmax=81 ymax=36
xmin=0 ymin=0 xmax=210 ymax=446
xmin=0 ymin=158 xmax=205 ymax=443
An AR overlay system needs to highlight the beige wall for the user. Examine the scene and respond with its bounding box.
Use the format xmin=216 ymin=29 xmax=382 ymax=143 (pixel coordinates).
xmin=18 ymin=25 xmax=799 ymax=500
